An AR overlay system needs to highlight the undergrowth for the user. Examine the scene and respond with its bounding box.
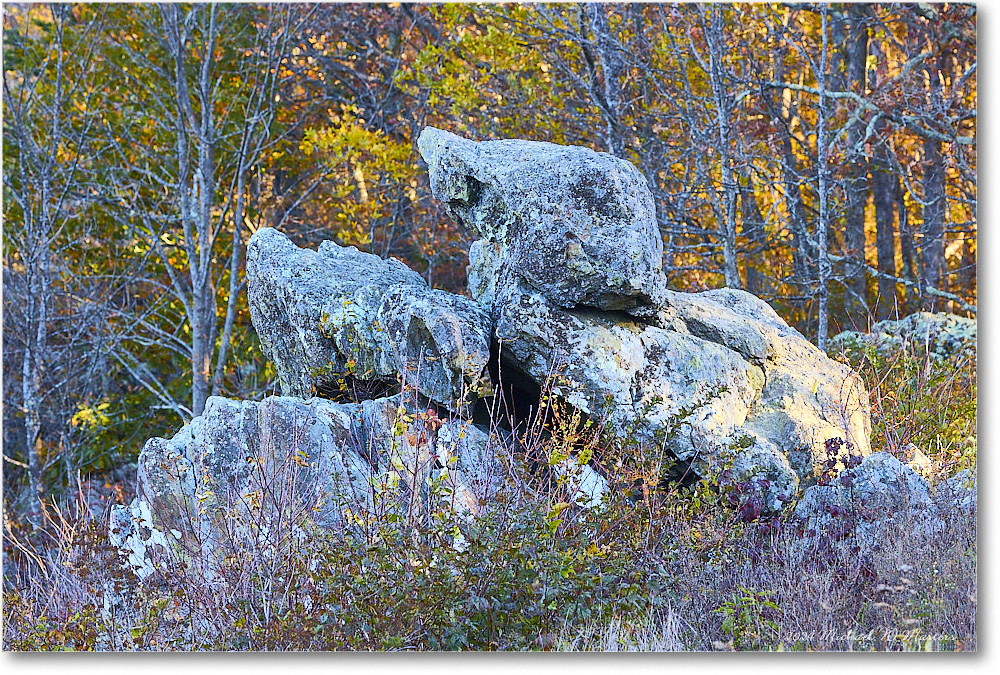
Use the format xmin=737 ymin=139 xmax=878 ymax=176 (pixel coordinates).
xmin=3 ymin=342 xmax=976 ymax=651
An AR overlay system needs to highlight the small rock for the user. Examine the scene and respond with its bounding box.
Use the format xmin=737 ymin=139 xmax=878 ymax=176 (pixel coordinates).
xmin=725 ymin=434 xmax=800 ymax=513
xmin=794 ymin=452 xmax=940 ymax=548
xmin=900 ymin=443 xmax=935 ymax=479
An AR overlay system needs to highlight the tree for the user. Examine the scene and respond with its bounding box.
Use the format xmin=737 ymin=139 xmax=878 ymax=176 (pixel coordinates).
xmin=3 ymin=3 xmax=113 ymax=518
xmin=96 ymin=3 xmax=311 ymax=418
xmin=837 ymin=2 xmax=873 ymax=324
xmin=1 ymin=4 xmax=976 ymax=524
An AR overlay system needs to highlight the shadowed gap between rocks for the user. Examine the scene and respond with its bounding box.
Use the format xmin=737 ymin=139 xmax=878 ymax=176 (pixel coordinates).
xmin=472 ymin=334 xmax=699 ymax=497
xmin=314 ymin=372 xmax=400 ymax=404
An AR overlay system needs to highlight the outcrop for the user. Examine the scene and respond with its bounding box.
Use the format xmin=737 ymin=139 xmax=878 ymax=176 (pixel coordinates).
xmin=793 ymin=452 xmax=941 ymax=549
xmin=247 ymin=227 xmax=492 ymax=410
xmin=113 ymin=127 xmax=880 ymax=576
xmin=419 ymin=126 xmax=870 ymax=485
xmin=417 ymin=127 xmax=665 ymax=313
xmin=112 ymin=394 xmax=499 ymax=577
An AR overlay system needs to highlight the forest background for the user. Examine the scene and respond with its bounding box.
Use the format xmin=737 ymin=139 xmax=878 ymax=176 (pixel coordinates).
xmin=1 ymin=2 xmax=976 ymax=522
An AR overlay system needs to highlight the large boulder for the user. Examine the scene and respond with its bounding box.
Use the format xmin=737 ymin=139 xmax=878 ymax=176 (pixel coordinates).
xmin=246 ymin=227 xmax=492 ymax=410
xmin=830 ymin=312 xmax=977 ymax=360
xmin=657 ymin=288 xmax=871 ymax=479
xmin=489 ymin=276 xmax=766 ymax=471
xmin=432 ymin=127 xmax=870 ymax=485
xmin=109 ymin=395 xmax=498 ymax=578
xmin=418 ymin=127 xmax=665 ymax=313
xmin=485 ymin=276 xmax=867 ymax=485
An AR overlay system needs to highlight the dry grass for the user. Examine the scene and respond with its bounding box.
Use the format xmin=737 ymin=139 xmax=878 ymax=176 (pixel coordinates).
xmin=2 ymin=343 xmax=977 ymax=651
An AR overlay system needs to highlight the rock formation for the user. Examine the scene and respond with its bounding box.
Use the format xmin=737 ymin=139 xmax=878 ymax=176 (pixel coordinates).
xmin=247 ymin=227 xmax=492 ymax=410
xmin=417 ymin=127 xmax=665 ymax=313
xmin=419 ymin=126 xmax=870 ymax=485
xmin=114 ymin=127 xmax=880 ymax=577
xmin=112 ymin=394 xmax=499 ymax=577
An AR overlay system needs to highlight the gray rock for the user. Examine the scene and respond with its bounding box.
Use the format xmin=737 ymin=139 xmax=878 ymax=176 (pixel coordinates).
xmin=489 ymin=277 xmax=765 ymax=471
xmin=246 ymin=227 xmax=492 ymax=410
xmin=656 ymin=287 xmax=871 ymax=480
xmin=793 ymin=452 xmax=940 ymax=548
xmin=419 ymin=127 xmax=665 ymax=313
xmin=357 ymin=284 xmax=495 ymax=405
xmin=110 ymin=395 xmax=499 ymax=577
xmin=550 ymin=455 xmax=611 ymax=511
xmin=935 ymin=468 xmax=976 ymax=515
xmin=830 ymin=312 xmax=976 ymax=360
xmin=725 ymin=434 xmax=800 ymax=513
xmin=480 ymin=270 xmax=868 ymax=485
xmin=109 ymin=497 xmax=169 ymax=580
xmin=246 ymin=227 xmax=420 ymax=396
xmin=421 ymin=128 xmax=871 ymax=489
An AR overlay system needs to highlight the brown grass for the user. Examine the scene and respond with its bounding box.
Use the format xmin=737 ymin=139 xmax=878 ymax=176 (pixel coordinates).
xmin=2 ymin=346 xmax=977 ymax=651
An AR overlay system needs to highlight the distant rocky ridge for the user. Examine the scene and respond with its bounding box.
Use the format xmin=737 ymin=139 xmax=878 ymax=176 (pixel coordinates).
xmin=112 ymin=128 xmax=888 ymax=576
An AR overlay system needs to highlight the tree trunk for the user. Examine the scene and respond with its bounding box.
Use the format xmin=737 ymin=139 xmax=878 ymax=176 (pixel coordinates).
xmin=959 ymin=228 xmax=976 ymax=310
xmin=23 ymin=168 xmax=53 ymax=525
xmin=773 ymin=43 xmax=810 ymax=286
xmin=584 ymin=3 xmax=625 ymax=158
xmin=816 ymin=6 xmax=831 ymax=350
xmin=22 ymin=252 xmax=48 ymax=522
xmin=867 ymin=37 xmax=898 ymax=320
xmin=897 ymin=180 xmax=919 ymax=312
xmin=212 ymin=164 xmax=248 ymax=397
xmin=190 ymin=297 xmax=211 ymax=417
xmin=842 ymin=2 xmax=871 ymax=323
xmin=738 ymin=169 xmax=766 ymax=251
xmin=705 ymin=4 xmax=741 ymax=289
xmin=921 ymin=133 xmax=947 ymax=311
xmin=872 ymin=147 xmax=899 ymax=320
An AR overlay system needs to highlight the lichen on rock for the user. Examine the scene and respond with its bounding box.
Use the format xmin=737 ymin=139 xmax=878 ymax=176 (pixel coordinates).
xmin=793 ymin=452 xmax=941 ymax=549
xmin=247 ymin=227 xmax=492 ymax=410
xmin=830 ymin=311 xmax=976 ymax=360
xmin=112 ymin=394 xmax=499 ymax=577
xmin=419 ymin=126 xmax=666 ymax=313
xmin=116 ymin=127 xmax=888 ymax=578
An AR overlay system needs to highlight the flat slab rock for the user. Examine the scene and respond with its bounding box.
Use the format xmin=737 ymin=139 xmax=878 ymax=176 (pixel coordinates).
xmin=110 ymin=394 xmax=499 ymax=578
xmin=246 ymin=227 xmax=492 ymax=410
